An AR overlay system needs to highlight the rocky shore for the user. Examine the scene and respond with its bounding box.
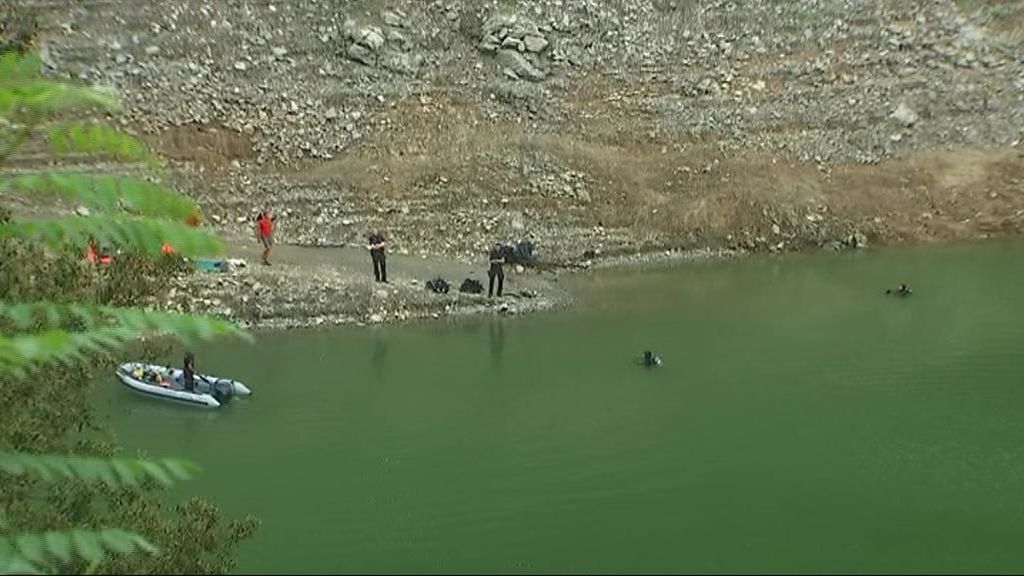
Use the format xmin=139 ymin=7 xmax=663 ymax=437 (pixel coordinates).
xmin=8 ymin=0 xmax=1024 ymax=330
xmin=157 ymin=238 xmax=573 ymax=329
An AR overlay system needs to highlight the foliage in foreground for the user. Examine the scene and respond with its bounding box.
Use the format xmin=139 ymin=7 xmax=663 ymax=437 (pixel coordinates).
xmin=0 ymin=47 xmax=257 ymax=575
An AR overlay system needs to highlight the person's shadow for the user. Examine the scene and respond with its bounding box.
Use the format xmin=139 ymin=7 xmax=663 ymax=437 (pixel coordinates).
xmin=489 ymin=319 xmax=505 ymax=371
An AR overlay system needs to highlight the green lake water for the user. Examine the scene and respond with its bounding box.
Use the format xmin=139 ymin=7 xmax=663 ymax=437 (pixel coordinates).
xmin=98 ymin=240 xmax=1024 ymax=573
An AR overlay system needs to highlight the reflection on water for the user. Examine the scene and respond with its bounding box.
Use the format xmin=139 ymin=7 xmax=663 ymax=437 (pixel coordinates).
xmin=489 ymin=319 xmax=505 ymax=370
xmin=371 ymin=328 xmax=388 ymax=379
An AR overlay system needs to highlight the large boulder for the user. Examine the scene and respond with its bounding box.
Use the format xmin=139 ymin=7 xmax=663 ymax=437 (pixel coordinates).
xmin=347 ymin=43 xmax=375 ymax=66
xmin=381 ymin=52 xmax=422 ymax=75
xmin=523 ymin=34 xmax=549 ymax=53
xmin=358 ymin=27 xmax=386 ymax=51
xmin=891 ymin=102 xmax=918 ymax=127
xmin=498 ymin=50 xmax=545 ymax=82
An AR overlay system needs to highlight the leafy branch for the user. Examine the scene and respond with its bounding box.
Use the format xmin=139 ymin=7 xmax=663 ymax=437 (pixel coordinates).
xmin=0 ymin=305 xmax=250 ymax=378
xmin=0 ymin=452 xmax=198 ymax=488
xmin=1 ymin=173 xmax=198 ymax=219
xmin=1 ymin=529 xmax=157 ymax=575
xmin=0 ymin=215 xmax=223 ymax=256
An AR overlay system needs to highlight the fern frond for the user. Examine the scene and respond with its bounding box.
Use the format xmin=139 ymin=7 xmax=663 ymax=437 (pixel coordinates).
xmin=0 ymin=82 xmax=120 ymax=120
xmin=0 ymin=528 xmax=157 ymax=574
xmin=0 ymin=308 xmax=249 ymax=377
xmin=0 ymin=51 xmax=42 ymax=81
xmin=0 ymin=215 xmax=223 ymax=256
xmin=0 ymin=301 xmax=250 ymax=343
xmin=1 ymin=173 xmax=198 ymax=219
xmin=46 ymin=121 xmax=149 ymax=163
xmin=0 ymin=452 xmax=198 ymax=487
xmin=0 ymin=328 xmax=125 ymax=377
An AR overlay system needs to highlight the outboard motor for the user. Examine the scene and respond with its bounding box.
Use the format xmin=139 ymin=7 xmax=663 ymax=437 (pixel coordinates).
xmin=211 ymin=379 xmax=235 ymax=404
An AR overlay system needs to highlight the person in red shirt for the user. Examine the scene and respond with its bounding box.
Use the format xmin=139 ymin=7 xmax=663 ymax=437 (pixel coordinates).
xmin=256 ymin=210 xmax=275 ymax=265
xmin=86 ymin=237 xmax=114 ymax=264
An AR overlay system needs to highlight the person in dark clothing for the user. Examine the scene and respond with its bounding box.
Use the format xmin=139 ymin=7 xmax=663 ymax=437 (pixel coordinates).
xmin=488 ymin=243 xmax=505 ymax=298
xmin=183 ymin=351 xmax=196 ymax=392
xmin=641 ymin=350 xmax=662 ymax=368
xmin=368 ymin=229 xmax=387 ymax=283
xmin=885 ymin=283 xmax=912 ymax=296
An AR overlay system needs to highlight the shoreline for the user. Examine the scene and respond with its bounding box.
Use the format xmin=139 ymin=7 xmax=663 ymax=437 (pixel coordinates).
xmin=161 ymin=241 xmax=750 ymax=331
xmin=164 ymin=232 xmax=1024 ymax=332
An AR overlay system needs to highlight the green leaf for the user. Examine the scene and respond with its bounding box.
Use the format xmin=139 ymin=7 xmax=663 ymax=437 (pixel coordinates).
xmin=0 ymin=537 xmax=13 ymax=563
xmin=0 ymin=535 xmax=43 ymax=573
xmin=0 ymin=453 xmax=25 ymax=475
xmin=0 ymin=81 xmax=120 ymax=120
xmin=0 ymin=452 xmax=204 ymax=488
xmin=0 ymin=51 xmax=42 ymax=81
xmin=14 ymin=533 xmax=45 ymax=567
xmin=136 ymin=461 xmax=173 ymax=488
xmin=110 ymin=459 xmax=139 ymax=488
xmin=0 ymin=215 xmax=224 ymax=257
xmin=69 ymin=530 xmax=103 ymax=564
xmin=98 ymin=530 xmax=134 ymax=555
xmin=38 ymin=453 xmax=73 ymax=480
xmin=1 ymin=555 xmax=42 ymax=576
xmin=46 ymin=121 xmax=150 ymax=163
xmin=67 ymin=458 xmax=102 ymax=484
xmin=95 ymin=459 xmax=118 ymax=487
xmin=162 ymin=459 xmax=201 ymax=481
xmin=0 ymin=529 xmax=156 ymax=571
xmin=43 ymin=532 xmax=72 ymax=564
xmin=129 ymin=534 xmax=158 ymax=555
xmin=0 ymin=301 xmax=249 ymax=344
xmin=0 ymin=173 xmax=199 ymax=220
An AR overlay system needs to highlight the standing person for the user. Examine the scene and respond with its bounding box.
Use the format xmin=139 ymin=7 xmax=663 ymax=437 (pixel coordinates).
xmin=368 ymin=228 xmax=387 ymax=283
xmin=183 ymin=351 xmax=196 ymax=392
xmin=256 ymin=210 xmax=275 ymax=265
xmin=488 ymin=242 xmax=505 ymax=298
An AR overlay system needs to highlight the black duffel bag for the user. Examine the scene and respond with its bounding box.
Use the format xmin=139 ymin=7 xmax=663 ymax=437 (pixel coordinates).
xmin=514 ymin=240 xmax=535 ymax=263
xmin=425 ymin=277 xmax=450 ymax=294
xmin=459 ymin=278 xmax=484 ymax=294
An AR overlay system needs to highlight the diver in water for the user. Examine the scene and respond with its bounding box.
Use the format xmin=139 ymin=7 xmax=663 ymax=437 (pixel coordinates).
xmin=641 ymin=350 xmax=662 ymax=368
xmin=885 ymin=283 xmax=912 ymax=297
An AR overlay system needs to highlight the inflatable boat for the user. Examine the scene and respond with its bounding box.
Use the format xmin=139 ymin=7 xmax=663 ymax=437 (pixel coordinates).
xmin=116 ymin=363 xmax=252 ymax=408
